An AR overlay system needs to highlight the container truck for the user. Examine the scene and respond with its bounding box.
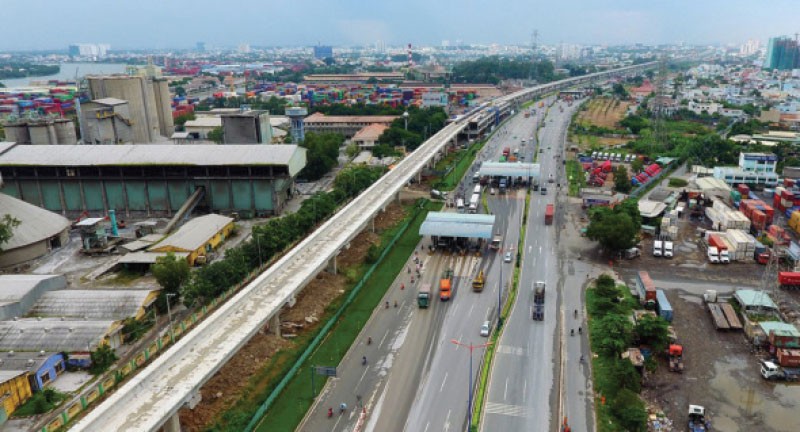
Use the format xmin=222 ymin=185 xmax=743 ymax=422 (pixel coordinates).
xmin=418 ymin=283 xmax=431 ymax=308
xmin=545 ymin=204 xmax=554 ymax=225
xmin=635 ymin=271 xmax=657 ymax=307
xmin=656 ymin=289 xmax=673 ymax=322
xmin=778 ymin=271 xmax=800 ymax=290
xmin=531 ymin=281 xmax=545 ymax=321
xmin=707 ymin=246 xmax=721 ymax=263
xmin=439 ymin=269 xmax=454 ymax=301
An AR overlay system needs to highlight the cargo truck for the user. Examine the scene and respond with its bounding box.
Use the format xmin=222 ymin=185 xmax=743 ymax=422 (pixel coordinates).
xmin=688 ymin=405 xmax=709 ymax=432
xmin=490 ymin=234 xmax=503 ymax=251
xmin=668 ymin=344 xmax=684 ymax=372
xmin=635 ymin=271 xmax=657 ymax=307
xmin=531 ymin=281 xmax=545 ymax=320
xmin=440 ymin=269 xmax=454 ymax=301
xmin=545 ymin=204 xmax=554 ymax=225
xmin=472 ymin=270 xmax=485 ymax=292
xmin=656 ymin=289 xmax=673 ymax=322
xmin=760 ymin=360 xmax=800 ymax=381
xmin=418 ymin=283 xmax=431 ymax=308
xmin=653 ymin=240 xmax=663 ymax=257
xmin=664 ymin=241 xmax=674 ymax=258
xmin=778 ymin=271 xmax=800 ymax=290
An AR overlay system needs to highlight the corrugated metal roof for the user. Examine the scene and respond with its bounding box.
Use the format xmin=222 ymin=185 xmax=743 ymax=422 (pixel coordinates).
xmin=150 ymin=214 xmax=233 ymax=252
xmin=478 ymin=162 xmax=540 ymax=178
xmin=0 ymin=275 xmax=64 ymax=301
xmin=0 ymin=143 xmax=303 ymax=168
xmin=419 ymin=212 xmax=495 ymax=239
xmin=28 ymin=290 xmax=156 ymax=320
xmin=119 ymin=251 xmax=189 ymax=264
xmin=0 ymin=319 xmax=115 ymax=352
xmin=0 ymin=370 xmax=27 ymax=383
xmin=735 ymin=289 xmax=777 ymax=310
xmin=0 ymin=194 xmax=71 ymax=252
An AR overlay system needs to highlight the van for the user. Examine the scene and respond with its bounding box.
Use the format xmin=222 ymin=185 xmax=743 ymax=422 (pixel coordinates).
xmin=653 ymin=240 xmax=663 ymax=257
xmin=664 ymin=241 xmax=674 ymax=258
xmin=480 ymin=321 xmax=491 ymax=337
xmin=591 ymin=151 xmax=598 ymax=159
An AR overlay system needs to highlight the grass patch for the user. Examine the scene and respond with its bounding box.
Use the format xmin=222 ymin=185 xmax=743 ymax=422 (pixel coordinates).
xmin=13 ymin=389 xmax=68 ymax=417
xmin=248 ymin=200 xmax=442 ymax=432
xmin=668 ymin=177 xmax=688 ymax=188
xmin=566 ymin=160 xmax=587 ymax=197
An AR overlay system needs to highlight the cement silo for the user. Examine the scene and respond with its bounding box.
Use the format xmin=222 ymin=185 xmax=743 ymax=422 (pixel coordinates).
xmin=3 ymin=123 xmax=30 ymax=144
xmin=152 ymin=78 xmax=174 ymax=138
xmin=88 ymin=75 xmax=166 ymax=143
xmin=54 ymin=119 xmax=77 ymax=144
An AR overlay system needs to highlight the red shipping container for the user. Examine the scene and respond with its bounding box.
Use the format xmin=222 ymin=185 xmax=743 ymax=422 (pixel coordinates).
xmin=709 ymin=234 xmax=727 ymax=250
xmin=738 ymin=184 xmax=750 ymax=196
xmin=777 ymin=349 xmax=800 ymax=367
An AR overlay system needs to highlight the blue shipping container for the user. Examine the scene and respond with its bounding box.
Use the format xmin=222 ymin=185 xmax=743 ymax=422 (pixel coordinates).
xmin=656 ymin=289 xmax=673 ymax=322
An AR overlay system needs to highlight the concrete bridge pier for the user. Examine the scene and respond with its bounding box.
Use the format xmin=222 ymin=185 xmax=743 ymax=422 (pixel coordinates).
xmin=163 ymin=413 xmax=181 ymax=432
xmin=270 ymin=313 xmax=282 ymax=336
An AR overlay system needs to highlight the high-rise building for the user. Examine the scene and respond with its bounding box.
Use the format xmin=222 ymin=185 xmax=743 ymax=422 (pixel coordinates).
xmin=87 ymin=76 xmax=174 ymax=143
xmin=313 ymin=45 xmax=333 ymax=60
xmin=68 ymin=43 xmax=110 ymax=59
xmin=765 ymin=37 xmax=800 ymax=70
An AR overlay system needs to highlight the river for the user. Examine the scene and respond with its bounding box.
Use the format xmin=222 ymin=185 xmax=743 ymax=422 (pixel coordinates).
xmin=0 ymin=62 xmax=129 ymax=88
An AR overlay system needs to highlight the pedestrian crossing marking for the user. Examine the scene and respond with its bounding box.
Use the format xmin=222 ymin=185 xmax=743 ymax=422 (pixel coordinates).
xmin=485 ymin=401 xmax=529 ymax=418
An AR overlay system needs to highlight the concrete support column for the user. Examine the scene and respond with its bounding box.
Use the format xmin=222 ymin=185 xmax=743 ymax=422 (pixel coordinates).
xmin=327 ymin=254 xmax=338 ymax=274
xmin=371 ymin=216 xmax=376 ymax=233
xmin=163 ymin=413 xmax=181 ymax=432
xmin=270 ymin=314 xmax=281 ymax=336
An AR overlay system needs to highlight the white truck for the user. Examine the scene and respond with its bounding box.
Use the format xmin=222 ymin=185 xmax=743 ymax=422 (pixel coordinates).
xmin=664 ymin=241 xmax=674 ymax=258
xmin=720 ymin=249 xmax=730 ymax=263
xmin=653 ymin=240 xmax=663 ymax=257
xmin=707 ymin=246 xmax=721 ymax=263
xmin=760 ymin=360 xmax=800 ymax=381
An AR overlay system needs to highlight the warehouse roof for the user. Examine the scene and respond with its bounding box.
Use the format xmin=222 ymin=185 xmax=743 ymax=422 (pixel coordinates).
xmin=478 ymin=162 xmax=540 ymax=178
xmin=150 ymin=214 xmax=234 ymax=253
xmin=28 ymin=290 xmax=157 ymax=320
xmin=695 ymin=177 xmax=731 ymax=192
xmin=0 ymin=143 xmax=304 ymax=169
xmin=0 ymin=319 xmax=116 ymax=352
xmin=185 ymin=117 xmax=222 ymax=128
xmin=0 ymin=351 xmax=61 ymax=373
xmin=0 ymin=370 xmax=27 ymax=383
xmin=735 ymin=289 xmax=778 ymax=311
xmin=759 ymin=321 xmax=800 ymax=338
xmin=638 ymin=200 xmax=667 ymax=218
xmin=0 ymin=193 xmax=71 ymax=252
xmin=305 ymin=113 xmax=399 ymax=124
xmin=0 ymin=275 xmax=64 ymax=303
xmin=419 ymin=212 xmax=496 ymax=239
xmin=353 ymin=124 xmax=389 ymax=141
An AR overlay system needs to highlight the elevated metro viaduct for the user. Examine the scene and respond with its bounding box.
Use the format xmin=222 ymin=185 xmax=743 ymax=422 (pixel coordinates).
xmin=72 ymin=61 xmax=656 ymax=432
xmin=0 ymin=143 xmax=306 ymax=218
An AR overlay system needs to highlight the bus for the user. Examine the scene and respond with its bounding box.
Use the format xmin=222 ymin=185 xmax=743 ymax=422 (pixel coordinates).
xmin=473 ymin=185 xmax=482 ymax=195
xmin=456 ymin=198 xmax=465 ymax=213
xmin=469 ymin=193 xmax=480 ymax=213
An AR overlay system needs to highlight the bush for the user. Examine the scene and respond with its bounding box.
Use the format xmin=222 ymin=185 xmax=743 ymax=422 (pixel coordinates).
xmin=668 ymin=177 xmax=688 ymax=187
xmin=365 ymin=244 xmax=381 ymax=263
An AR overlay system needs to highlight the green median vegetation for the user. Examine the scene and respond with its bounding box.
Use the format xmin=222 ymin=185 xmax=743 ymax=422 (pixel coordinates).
xmin=587 ymin=274 xmax=648 ymax=432
xmin=565 ymin=160 xmax=586 ymax=197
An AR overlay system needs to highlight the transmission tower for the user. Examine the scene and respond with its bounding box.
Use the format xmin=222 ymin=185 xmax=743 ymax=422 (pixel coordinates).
xmin=650 ymin=55 xmax=669 ymax=155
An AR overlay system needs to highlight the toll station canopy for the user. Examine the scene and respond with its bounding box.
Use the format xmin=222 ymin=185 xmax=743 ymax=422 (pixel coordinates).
xmin=419 ymin=212 xmax=496 ymax=239
xmin=478 ymin=162 xmax=540 ymax=179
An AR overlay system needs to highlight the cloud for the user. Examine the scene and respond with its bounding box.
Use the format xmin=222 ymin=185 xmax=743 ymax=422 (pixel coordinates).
xmin=336 ymin=19 xmax=393 ymax=45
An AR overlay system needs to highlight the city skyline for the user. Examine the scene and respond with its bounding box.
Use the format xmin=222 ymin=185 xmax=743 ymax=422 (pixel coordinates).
xmin=2 ymin=0 xmax=800 ymax=51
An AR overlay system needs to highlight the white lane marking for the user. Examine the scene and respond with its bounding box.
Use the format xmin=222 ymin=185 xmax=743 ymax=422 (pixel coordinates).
xmin=484 ymin=402 xmax=530 ymax=418
xmin=444 ymin=410 xmax=452 ymax=432
xmin=504 ymin=377 xmax=509 ymax=400
xmin=379 ymin=329 xmax=389 ymax=349
xmin=523 ymin=379 xmax=528 ymax=403
xmin=357 ymin=364 xmax=369 ymax=386
xmin=440 ymin=372 xmax=448 ymax=392
xmin=539 ymin=246 xmax=542 ymax=254
xmin=469 ymin=303 xmax=475 ymax=316
xmin=424 ymin=422 xmax=430 ymax=432
xmin=528 ymin=245 xmax=532 ymax=253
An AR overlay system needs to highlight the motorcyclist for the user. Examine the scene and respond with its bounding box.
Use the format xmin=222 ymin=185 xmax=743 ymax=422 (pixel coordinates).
xmin=362 ymin=356 xmax=367 ymax=365
xmin=571 ymin=329 xmax=574 ymax=336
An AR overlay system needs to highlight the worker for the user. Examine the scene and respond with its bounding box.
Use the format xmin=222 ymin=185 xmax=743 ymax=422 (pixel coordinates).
xmin=385 ymin=301 xmax=389 ymax=309
xmin=578 ymin=327 xmax=582 ymax=334
xmin=340 ymin=402 xmax=347 ymax=414
xmin=367 ymin=336 xmax=372 ymax=345
xmin=394 ymin=300 xmax=398 ymax=308
xmin=362 ymin=356 xmax=367 ymax=365
xmin=328 ymin=407 xmax=333 ymax=418
xmin=570 ymin=329 xmax=574 ymax=336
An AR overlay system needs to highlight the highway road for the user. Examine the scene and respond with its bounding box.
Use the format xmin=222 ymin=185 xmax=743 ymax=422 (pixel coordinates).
xmin=481 ymin=98 xmax=594 ymax=432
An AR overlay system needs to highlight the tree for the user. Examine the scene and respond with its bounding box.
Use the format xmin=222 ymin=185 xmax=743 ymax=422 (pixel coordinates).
xmin=89 ymin=345 xmax=118 ymax=375
xmin=619 ymin=115 xmax=648 ymax=134
xmin=594 ymin=314 xmax=633 ymax=357
xmin=207 ymin=126 xmax=224 ymax=144
xmin=586 ymin=200 xmax=641 ymax=253
xmin=609 ymin=359 xmax=642 ymax=394
xmin=299 ymin=132 xmax=343 ymax=180
xmin=634 ymin=314 xmax=670 ymax=353
xmin=173 ymin=113 xmax=196 ymax=131
xmin=152 ymin=252 xmax=190 ymax=294
xmin=175 ymin=86 xmax=187 ymax=97
xmin=630 ymin=157 xmax=644 ymax=173
xmin=612 ymin=83 xmax=629 ymax=99
xmin=614 ymin=165 xmax=631 ymax=193
xmin=0 ymin=214 xmax=21 ymax=251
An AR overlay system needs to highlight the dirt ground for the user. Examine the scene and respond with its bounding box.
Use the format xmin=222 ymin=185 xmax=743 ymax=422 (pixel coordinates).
xmin=178 ymin=203 xmax=408 ymax=431
xmin=577 ymin=97 xmax=631 ymax=129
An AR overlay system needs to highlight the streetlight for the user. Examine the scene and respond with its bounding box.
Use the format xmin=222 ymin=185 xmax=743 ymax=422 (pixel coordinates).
xmin=403 ymin=111 xmax=409 ymax=131
xmin=166 ymin=293 xmax=177 ymax=340
xmin=451 ymin=339 xmax=492 ymax=429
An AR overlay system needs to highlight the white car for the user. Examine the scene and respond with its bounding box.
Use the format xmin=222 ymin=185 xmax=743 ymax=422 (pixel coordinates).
xmin=480 ymin=321 xmax=491 ymax=337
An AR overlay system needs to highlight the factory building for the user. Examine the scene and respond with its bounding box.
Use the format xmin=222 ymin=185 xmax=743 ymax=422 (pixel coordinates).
xmin=0 ymin=352 xmax=66 ymax=391
xmin=148 ymin=214 xmax=235 ymax=266
xmin=304 ymin=113 xmax=399 ymax=138
xmin=0 ymin=142 xmax=306 ymax=218
xmin=1 ymin=117 xmax=77 ymax=144
xmin=0 ymin=193 xmax=71 ymax=270
xmin=87 ymin=75 xmax=174 ymax=143
xmin=79 ymin=98 xmax=134 ymax=144
xmin=0 ymin=319 xmax=121 ymax=352
xmin=0 ymin=371 xmax=32 ymax=420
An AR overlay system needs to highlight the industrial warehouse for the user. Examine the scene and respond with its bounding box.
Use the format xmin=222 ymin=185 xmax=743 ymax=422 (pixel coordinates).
xmin=0 ymin=142 xmax=307 ymax=217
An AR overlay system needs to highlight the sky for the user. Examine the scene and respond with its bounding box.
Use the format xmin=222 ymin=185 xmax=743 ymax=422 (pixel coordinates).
xmin=2 ymin=0 xmax=800 ymax=51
